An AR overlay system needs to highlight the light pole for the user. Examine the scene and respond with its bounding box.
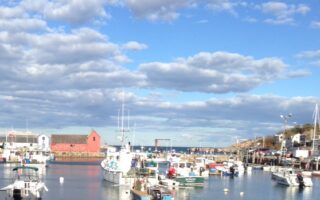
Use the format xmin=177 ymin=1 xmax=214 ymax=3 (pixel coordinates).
xmin=280 ymin=113 xmax=292 ymax=165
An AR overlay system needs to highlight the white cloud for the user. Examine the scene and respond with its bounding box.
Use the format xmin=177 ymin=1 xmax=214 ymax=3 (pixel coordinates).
xmin=297 ymin=50 xmax=320 ymax=67
xmin=205 ymin=0 xmax=238 ymax=15
xmin=25 ymin=28 xmax=129 ymax=65
xmin=287 ymin=69 xmax=311 ymax=78
xmin=139 ymin=51 xmax=290 ymax=93
xmin=0 ymin=18 xmax=47 ymax=32
xmin=297 ymin=50 xmax=320 ymax=59
xmin=260 ymin=2 xmax=310 ymax=25
xmin=122 ymin=41 xmax=148 ymax=50
xmin=125 ymin=0 xmax=193 ymax=22
xmin=311 ymin=21 xmax=320 ymax=29
xmin=0 ymin=4 xmax=24 ymax=18
xmin=42 ymin=0 xmax=109 ymax=24
xmin=2 ymin=0 xmax=112 ymax=25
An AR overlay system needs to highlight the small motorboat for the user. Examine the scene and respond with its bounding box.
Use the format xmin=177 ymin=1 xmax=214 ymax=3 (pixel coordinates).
xmin=131 ymin=185 xmax=174 ymax=200
xmin=272 ymin=168 xmax=312 ymax=187
xmin=0 ymin=166 xmax=48 ymax=199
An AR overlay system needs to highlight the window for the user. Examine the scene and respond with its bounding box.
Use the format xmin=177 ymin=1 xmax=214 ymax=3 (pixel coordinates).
xmin=93 ymin=137 xmax=96 ymax=141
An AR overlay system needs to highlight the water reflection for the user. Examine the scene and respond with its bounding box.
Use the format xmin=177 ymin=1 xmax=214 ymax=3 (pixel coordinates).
xmin=284 ymin=186 xmax=313 ymax=200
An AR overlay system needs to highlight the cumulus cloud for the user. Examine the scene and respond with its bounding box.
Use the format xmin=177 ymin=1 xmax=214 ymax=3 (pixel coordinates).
xmin=0 ymin=4 xmax=24 ymax=18
xmin=260 ymin=1 xmax=310 ymax=25
xmin=0 ymin=18 xmax=47 ymax=32
xmin=0 ymin=2 xmax=145 ymax=93
xmin=0 ymin=0 xmax=112 ymax=25
xmin=42 ymin=0 xmax=109 ymax=24
xmin=125 ymin=0 xmax=193 ymax=22
xmin=205 ymin=0 xmax=239 ymax=15
xmin=139 ymin=51 xmax=291 ymax=93
xmin=122 ymin=41 xmax=148 ymax=50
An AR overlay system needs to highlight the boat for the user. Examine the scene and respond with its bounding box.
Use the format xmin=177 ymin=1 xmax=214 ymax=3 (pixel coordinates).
xmin=100 ymin=144 xmax=137 ymax=185
xmin=170 ymin=161 xmax=205 ymax=186
xmin=100 ymin=99 xmax=154 ymax=186
xmin=193 ymin=157 xmax=211 ymax=177
xmin=143 ymin=160 xmax=180 ymax=189
xmin=174 ymin=176 xmax=205 ymax=186
xmin=214 ymin=160 xmax=243 ymax=177
xmin=100 ymin=96 xmax=139 ymax=185
xmin=312 ymin=170 xmax=320 ymax=176
xmin=131 ymin=178 xmax=174 ymax=200
xmin=271 ymin=168 xmax=312 ymax=187
xmin=0 ymin=166 xmax=48 ymax=199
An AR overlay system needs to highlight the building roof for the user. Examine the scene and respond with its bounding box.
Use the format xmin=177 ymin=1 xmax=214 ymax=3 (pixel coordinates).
xmin=51 ymin=134 xmax=88 ymax=144
xmin=0 ymin=135 xmax=38 ymax=143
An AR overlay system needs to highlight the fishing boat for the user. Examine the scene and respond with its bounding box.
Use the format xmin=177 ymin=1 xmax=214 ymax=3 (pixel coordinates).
xmin=131 ymin=178 xmax=174 ymax=200
xmin=272 ymin=168 xmax=312 ymax=187
xmin=0 ymin=166 xmax=48 ymax=199
xmin=101 ymin=97 xmax=145 ymax=185
xmin=170 ymin=161 xmax=205 ymax=186
xmin=101 ymin=144 xmax=136 ymax=185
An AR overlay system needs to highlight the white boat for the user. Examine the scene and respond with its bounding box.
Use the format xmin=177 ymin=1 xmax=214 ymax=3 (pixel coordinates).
xmin=0 ymin=166 xmax=48 ymax=199
xmin=272 ymin=168 xmax=312 ymax=187
xmin=169 ymin=161 xmax=205 ymax=186
xmin=100 ymin=144 xmax=136 ymax=185
xmin=101 ymin=96 xmax=147 ymax=186
xmin=144 ymin=160 xmax=180 ymax=189
xmin=193 ymin=157 xmax=211 ymax=177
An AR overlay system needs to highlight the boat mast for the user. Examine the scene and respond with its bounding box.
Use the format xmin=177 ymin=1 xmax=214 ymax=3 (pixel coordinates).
xmin=312 ymin=104 xmax=319 ymax=155
xmin=121 ymin=92 xmax=125 ymax=148
xmin=118 ymin=90 xmax=130 ymax=149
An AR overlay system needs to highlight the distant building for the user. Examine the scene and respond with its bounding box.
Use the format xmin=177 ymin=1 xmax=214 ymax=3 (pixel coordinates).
xmin=51 ymin=130 xmax=100 ymax=153
xmin=274 ymin=133 xmax=284 ymax=145
xmin=0 ymin=130 xmax=42 ymax=150
xmin=291 ymin=133 xmax=306 ymax=147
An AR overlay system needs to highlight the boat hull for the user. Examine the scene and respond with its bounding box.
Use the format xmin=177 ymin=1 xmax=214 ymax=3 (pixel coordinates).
xmin=175 ymin=176 xmax=205 ymax=186
xmin=272 ymin=172 xmax=313 ymax=187
xmin=102 ymin=170 xmax=134 ymax=186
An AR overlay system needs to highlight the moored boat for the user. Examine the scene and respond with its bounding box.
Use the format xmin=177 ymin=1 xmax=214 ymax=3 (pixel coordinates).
xmin=131 ymin=180 xmax=174 ymax=200
xmin=0 ymin=166 xmax=48 ymax=199
xmin=174 ymin=176 xmax=205 ymax=186
xmin=271 ymin=168 xmax=312 ymax=187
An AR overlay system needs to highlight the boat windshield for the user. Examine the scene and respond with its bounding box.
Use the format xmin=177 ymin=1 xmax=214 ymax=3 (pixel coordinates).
xmin=12 ymin=166 xmax=39 ymax=181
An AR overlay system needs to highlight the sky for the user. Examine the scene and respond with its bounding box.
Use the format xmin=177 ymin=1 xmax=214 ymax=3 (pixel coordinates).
xmin=0 ymin=0 xmax=320 ymax=147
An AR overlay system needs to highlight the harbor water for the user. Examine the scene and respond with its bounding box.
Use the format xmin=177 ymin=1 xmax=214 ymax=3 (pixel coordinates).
xmin=1 ymin=163 xmax=320 ymax=200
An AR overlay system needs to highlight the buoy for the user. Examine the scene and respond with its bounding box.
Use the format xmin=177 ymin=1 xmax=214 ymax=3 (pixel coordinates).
xmin=240 ymin=192 xmax=244 ymax=196
xmin=224 ymin=188 xmax=229 ymax=192
xmin=59 ymin=177 xmax=64 ymax=184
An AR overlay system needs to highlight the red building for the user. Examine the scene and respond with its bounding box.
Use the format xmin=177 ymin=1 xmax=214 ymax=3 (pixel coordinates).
xmin=51 ymin=130 xmax=100 ymax=153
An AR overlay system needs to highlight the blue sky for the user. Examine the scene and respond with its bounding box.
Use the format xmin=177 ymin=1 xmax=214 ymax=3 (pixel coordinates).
xmin=0 ymin=0 xmax=320 ymax=147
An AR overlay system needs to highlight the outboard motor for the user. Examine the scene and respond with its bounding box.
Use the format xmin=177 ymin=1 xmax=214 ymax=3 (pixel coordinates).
xmin=297 ymin=173 xmax=304 ymax=188
xmin=150 ymin=189 xmax=161 ymax=200
xmin=200 ymin=167 xmax=205 ymax=176
xmin=230 ymin=166 xmax=235 ymax=176
xmin=13 ymin=189 xmax=22 ymax=200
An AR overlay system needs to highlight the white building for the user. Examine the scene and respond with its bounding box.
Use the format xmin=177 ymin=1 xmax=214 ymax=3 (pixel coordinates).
xmin=0 ymin=130 xmax=50 ymax=151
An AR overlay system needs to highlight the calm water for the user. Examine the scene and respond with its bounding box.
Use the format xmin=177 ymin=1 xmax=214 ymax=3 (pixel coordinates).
xmin=1 ymin=163 xmax=320 ymax=200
